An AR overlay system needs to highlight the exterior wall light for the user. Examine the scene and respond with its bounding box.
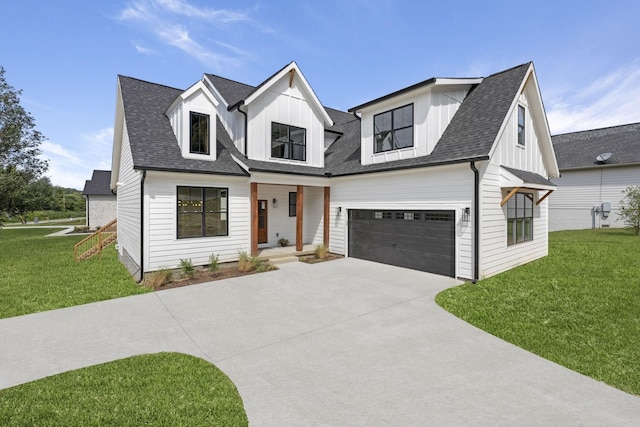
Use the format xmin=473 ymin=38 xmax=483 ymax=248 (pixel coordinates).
xmin=272 ymin=198 xmax=278 ymax=208
xmin=462 ymin=207 xmax=470 ymax=222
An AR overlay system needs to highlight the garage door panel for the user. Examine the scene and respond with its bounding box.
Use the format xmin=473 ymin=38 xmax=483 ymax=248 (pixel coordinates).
xmin=348 ymin=210 xmax=455 ymax=277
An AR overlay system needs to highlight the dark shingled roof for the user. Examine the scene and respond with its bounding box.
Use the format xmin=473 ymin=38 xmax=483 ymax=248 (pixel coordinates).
xmin=552 ymin=122 xmax=640 ymax=169
xmin=502 ymin=166 xmax=555 ymax=187
xmin=82 ymin=170 xmax=113 ymax=195
xmin=118 ymin=76 xmax=248 ymax=176
xmin=326 ymin=63 xmax=531 ymax=176
xmin=119 ymin=62 xmax=533 ymax=178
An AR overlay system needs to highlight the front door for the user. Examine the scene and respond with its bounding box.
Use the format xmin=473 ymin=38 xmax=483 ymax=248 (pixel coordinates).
xmin=258 ymin=199 xmax=268 ymax=244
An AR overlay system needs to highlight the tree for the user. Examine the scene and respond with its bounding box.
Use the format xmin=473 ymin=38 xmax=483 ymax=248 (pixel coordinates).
xmin=619 ymin=185 xmax=640 ymax=235
xmin=0 ymin=66 xmax=49 ymax=219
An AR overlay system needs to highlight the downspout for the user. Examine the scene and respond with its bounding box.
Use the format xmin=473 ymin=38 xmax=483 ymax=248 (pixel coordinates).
xmin=137 ymin=170 xmax=146 ymax=283
xmin=470 ymin=161 xmax=480 ymax=283
xmin=237 ymin=103 xmax=248 ymax=158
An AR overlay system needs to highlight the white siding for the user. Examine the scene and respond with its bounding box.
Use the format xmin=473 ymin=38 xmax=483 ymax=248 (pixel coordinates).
xmin=479 ymin=89 xmax=552 ymax=278
xmin=145 ymin=172 xmax=250 ymax=272
xmin=246 ymin=75 xmax=325 ymax=168
xmin=330 ymin=164 xmax=473 ymax=279
xmin=549 ymin=166 xmax=640 ymax=231
xmin=479 ymin=163 xmax=549 ymax=278
xmin=359 ymin=85 xmax=471 ymax=166
xmin=115 ymin=120 xmax=142 ymax=268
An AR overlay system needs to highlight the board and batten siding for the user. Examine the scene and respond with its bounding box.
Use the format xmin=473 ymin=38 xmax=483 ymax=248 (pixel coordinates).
xmin=246 ymin=76 xmax=325 ymax=168
xmin=549 ymin=165 xmax=640 ymax=231
xmin=359 ymin=85 xmax=472 ymax=166
xmin=329 ymin=164 xmax=473 ymax=279
xmin=479 ymin=91 xmax=552 ymax=278
xmin=144 ymin=172 xmax=250 ymax=272
xmin=115 ymin=120 xmax=142 ymax=272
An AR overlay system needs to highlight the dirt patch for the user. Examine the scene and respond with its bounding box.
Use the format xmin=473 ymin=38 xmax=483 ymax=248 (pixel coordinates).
xmin=298 ymin=253 xmax=343 ymax=264
xmin=146 ymin=262 xmax=278 ymax=291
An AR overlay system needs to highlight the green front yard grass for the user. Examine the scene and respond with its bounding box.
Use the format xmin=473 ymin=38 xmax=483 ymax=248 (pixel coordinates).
xmin=0 ymin=352 xmax=248 ymax=426
xmin=436 ymin=228 xmax=640 ymax=395
xmin=0 ymin=228 xmax=148 ymax=319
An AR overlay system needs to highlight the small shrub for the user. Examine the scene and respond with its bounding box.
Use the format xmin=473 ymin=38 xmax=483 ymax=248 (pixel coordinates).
xmin=277 ymin=238 xmax=289 ymax=247
xmin=208 ymin=253 xmax=220 ymax=274
xmin=74 ymin=226 xmax=89 ymax=233
xmin=314 ymin=244 xmax=328 ymax=260
xmin=238 ymin=251 xmax=252 ymax=272
xmin=144 ymin=268 xmax=173 ymax=289
xmin=179 ymin=258 xmax=195 ymax=279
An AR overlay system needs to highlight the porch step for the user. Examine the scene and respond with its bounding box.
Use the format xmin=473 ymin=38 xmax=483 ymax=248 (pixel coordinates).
xmin=269 ymin=256 xmax=299 ymax=265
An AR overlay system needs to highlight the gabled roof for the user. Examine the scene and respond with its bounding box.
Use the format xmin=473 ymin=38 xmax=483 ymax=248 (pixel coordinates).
xmin=552 ymin=122 xmax=640 ymax=170
xmin=82 ymin=170 xmax=114 ymax=195
xmin=117 ymin=76 xmax=247 ymax=177
xmin=204 ymin=74 xmax=254 ymax=107
xmin=326 ymin=63 xmax=534 ymax=176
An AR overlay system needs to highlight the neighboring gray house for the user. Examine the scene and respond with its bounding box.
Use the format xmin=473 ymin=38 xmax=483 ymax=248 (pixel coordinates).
xmin=82 ymin=170 xmax=117 ymax=229
xmin=111 ymin=61 xmax=559 ymax=281
xmin=549 ymin=123 xmax=640 ymax=231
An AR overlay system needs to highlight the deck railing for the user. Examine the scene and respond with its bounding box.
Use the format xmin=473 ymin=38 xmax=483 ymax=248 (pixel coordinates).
xmin=73 ymin=219 xmax=117 ymax=261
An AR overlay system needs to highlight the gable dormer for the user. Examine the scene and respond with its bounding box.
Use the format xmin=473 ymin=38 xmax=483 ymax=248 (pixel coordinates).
xmin=227 ymin=62 xmax=334 ymax=168
xmin=350 ymin=78 xmax=481 ymax=166
xmin=166 ymin=80 xmax=219 ymax=161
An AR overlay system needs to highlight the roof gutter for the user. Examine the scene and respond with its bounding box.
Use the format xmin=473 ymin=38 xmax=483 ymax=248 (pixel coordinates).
xmin=470 ymin=161 xmax=480 ymax=283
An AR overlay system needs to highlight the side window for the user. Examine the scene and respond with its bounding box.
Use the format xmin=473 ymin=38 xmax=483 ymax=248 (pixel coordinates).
xmin=190 ymin=112 xmax=210 ymax=154
xmin=289 ymin=192 xmax=296 ymax=217
xmin=517 ymin=105 xmax=525 ymax=146
xmin=506 ymin=192 xmax=533 ymax=245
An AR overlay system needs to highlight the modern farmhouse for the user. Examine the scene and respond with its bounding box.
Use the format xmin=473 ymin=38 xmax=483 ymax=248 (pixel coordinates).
xmin=110 ymin=61 xmax=558 ymax=281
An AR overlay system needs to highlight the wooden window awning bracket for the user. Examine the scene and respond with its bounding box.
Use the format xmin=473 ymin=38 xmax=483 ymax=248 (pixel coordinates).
xmin=289 ymin=69 xmax=295 ymax=87
xmin=536 ymin=190 xmax=553 ymax=206
xmin=500 ymin=187 xmax=521 ymax=207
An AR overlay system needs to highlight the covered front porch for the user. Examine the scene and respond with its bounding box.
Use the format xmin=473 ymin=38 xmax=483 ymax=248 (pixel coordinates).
xmin=250 ymin=182 xmax=330 ymax=256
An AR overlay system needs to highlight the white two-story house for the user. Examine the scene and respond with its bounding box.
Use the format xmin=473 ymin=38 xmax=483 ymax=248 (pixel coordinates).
xmin=111 ymin=61 xmax=558 ymax=282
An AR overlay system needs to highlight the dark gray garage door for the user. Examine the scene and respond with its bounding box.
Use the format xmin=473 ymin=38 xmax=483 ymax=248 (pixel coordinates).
xmin=348 ymin=210 xmax=455 ymax=277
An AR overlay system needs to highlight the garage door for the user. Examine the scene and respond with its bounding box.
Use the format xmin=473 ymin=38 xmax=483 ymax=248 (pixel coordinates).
xmin=348 ymin=209 xmax=455 ymax=277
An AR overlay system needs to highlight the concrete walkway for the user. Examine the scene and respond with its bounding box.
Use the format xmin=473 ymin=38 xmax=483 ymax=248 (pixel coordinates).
xmin=1 ymin=258 xmax=639 ymax=425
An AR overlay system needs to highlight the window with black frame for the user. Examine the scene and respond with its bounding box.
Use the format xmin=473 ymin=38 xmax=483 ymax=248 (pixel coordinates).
xmin=506 ymin=192 xmax=533 ymax=245
xmin=374 ymin=104 xmax=413 ymax=153
xmin=190 ymin=112 xmax=209 ymax=154
xmin=177 ymin=186 xmax=228 ymax=238
xmin=271 ymin=123 xmax=306 ymax=161
xmin=289 ymin=192 xmax=296 ymax=217
xmin=517 ymin=105 xmax=526 ymax=146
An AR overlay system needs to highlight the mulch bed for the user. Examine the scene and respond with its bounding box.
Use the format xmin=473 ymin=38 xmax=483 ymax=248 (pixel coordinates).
xmin=297 ymin=253 xmax=343 ymax=264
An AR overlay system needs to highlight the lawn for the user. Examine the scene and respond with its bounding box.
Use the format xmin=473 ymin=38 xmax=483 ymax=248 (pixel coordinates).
xmin=0 ymin=227 xmax=148 ymax=319
xmin=0 ymin=352 xmax=248 ymax=426
xmin=436 ymin=228 xmax=640 ymax=395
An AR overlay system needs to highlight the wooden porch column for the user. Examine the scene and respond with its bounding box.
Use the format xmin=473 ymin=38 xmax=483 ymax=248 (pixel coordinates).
xmin=323 ymin=187 xmax=330 ymax=247
xmin=296 ymin=185 xmax=303 ymax=251
xmin=250 ymin=182 xmax=258 ymax=256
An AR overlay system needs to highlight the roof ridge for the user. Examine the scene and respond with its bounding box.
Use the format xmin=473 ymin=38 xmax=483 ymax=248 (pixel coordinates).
xmin=118 ymin=75 xmax=184 ymax=92
xmin=552 ymin=122 xmax=640 ymax=138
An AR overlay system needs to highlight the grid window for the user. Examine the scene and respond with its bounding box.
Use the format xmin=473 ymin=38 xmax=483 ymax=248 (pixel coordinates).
xmin=272 ymin=123 xmax=306 ymax=161
xmin=289 ymin=192 xmax=297 ymax=217
xmin=177 ymin=186 xmax=228 ymax=238
xmin=507 ymin=192 xmax=533 ymax=245
xmin=374 ymin=104 xmax=413 ymax=153
xmin=190 ymin=112 xmax=210 ymax=154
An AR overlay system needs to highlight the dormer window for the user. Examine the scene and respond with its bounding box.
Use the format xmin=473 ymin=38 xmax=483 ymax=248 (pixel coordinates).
xmin=517 ymin=105 xmax=525 ymax=146
xmin=190 ymin=112 xmax=210 ymax=154
xmin=271 ymin=122 xmax=306 ymax=161
xmin=374 ymin=104 xmax=413 ymax=153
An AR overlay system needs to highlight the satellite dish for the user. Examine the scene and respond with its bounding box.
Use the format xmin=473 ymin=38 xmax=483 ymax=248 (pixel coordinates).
xmin=596 ymin=152 xmax=612 ymax=163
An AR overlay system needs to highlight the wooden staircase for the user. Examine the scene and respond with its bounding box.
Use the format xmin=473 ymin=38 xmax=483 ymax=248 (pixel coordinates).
xmin=74 ymin=219 xmax=117 ymax=261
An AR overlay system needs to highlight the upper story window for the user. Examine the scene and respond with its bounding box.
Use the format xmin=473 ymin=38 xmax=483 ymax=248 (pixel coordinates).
xmin=190 ymin=112 xmax=210 ymax=154
xmin=374 ymin=104 xmax=413 ymax=153
xmin=271 ymin=123 xmax=306 ymax=161
xmin=506 ymin=192 xmax=533 ymax=245
xmin=517 ymin=105 xmax=525 ymax=146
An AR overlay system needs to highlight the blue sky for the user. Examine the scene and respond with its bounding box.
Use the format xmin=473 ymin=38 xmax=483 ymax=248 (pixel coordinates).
xmin=1 ymin=0 xmax=639 ymax=189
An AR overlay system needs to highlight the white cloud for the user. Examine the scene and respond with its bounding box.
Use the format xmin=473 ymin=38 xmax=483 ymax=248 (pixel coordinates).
xmin=117 ymin=0 xmax=254 ymax=70
xmin=40 ymin=128 xmax=114 ymax=190
xmin=546 ymin=61 xmax=640 ymax=134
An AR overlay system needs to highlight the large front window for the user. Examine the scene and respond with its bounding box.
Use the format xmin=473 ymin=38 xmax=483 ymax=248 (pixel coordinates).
xmin=507 ymin=192 xmax=533 ymax=245
xmin=190 ymin=112 xmax=210 ymax=154
xmin=177 ymin=186 xmax=228 ymax=238
xmin=374 ymin=104 xmax=413 ymax=153
xmin=271 ymin=123 xmax=306 ymax=161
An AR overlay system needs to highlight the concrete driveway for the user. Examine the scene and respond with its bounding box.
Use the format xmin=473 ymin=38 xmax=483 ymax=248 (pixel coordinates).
xmin=1 ymin=258 xmax=639 ymax=425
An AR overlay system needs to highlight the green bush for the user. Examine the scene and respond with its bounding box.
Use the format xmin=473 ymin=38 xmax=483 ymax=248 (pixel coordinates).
xmin=179 ymin=258 xmax=195 ymax=279
xmin=208 ymin=253 xmax=220 ymax=274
